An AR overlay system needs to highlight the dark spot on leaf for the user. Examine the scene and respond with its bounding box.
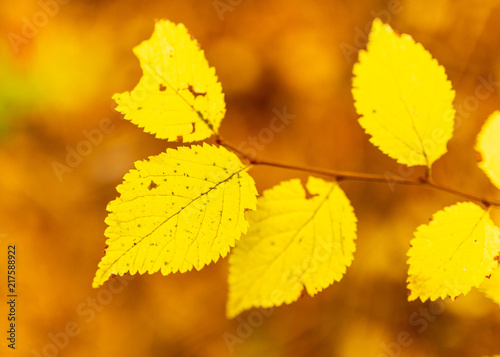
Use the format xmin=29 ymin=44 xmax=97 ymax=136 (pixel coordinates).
xmin=159 ymin=84 xmax=166 ymax=91
xmin=187 ymin=85 xmax=206 ymax=98
xmin=476 ymin=151 xmax=483 ymax=162
xmin=138 ymin=107 xmax=142 ymax=110
xmin=148 ymin=180 xmax=158 ymax=190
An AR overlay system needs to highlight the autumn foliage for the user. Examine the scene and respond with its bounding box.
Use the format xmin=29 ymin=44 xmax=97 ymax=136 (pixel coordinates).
xmin=94 ymin=19 xmax=500 ymax=321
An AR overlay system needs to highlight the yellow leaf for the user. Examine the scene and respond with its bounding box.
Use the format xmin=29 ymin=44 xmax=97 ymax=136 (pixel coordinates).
xmin=352 ymin=18 xmax=455 ymax=167
xmin=113 ymin=20 xmax=225 ymax=142
xmin=476 ymin=111 xmax=500 ymax=190
xmin=93 ymin=144 xmax=257 ymax=288
xmin=227 ymin=177 xmax=357 ymax=318
xmin=479 ymin=263 xmax=500 ymax=306
xmin=407 ymin=202 xmax=500 ymax=301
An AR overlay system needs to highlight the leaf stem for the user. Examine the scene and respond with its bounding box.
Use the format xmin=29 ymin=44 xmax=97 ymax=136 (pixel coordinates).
xmin=217 ymin=139 xmax=500 ymax=207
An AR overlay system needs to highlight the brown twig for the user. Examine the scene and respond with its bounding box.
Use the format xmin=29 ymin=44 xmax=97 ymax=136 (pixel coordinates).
xmin=218 ymin=138 xmax=500 ymax=207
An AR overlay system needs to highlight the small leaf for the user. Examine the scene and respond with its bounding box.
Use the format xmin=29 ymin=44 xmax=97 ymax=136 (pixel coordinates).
xmin=227 ymin=177 xmax=357 ymax=318
xmin=476 ymin=111 xmax=500 ymax=190
xmin=93 ymin=144 xmax=257 ymax=288
xmin=352 ymin=18 xmax=455 ymax=167
xmin=479 ymin=263 xmax=500 ymax=306
xmin=113 ymin=20 xmax=225 ymax=142
xmin=407 ymin=202 xmax=500 ymax=301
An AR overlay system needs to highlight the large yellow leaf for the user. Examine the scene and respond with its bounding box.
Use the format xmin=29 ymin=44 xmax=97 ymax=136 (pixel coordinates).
xmin=479 ymin=264 xmax=500 ymax=306
xmin=476 ymin=111 xmax=500 ymax=190
xmin=352 ymin=18 xmax=455 ymax=167
xmin=93 ymin=144 xmax=257 ymax=288
xmin=113 ymin=20 xmax=225 ymax=142
xmin=407 ymin=202 xmax=500 ymax=301
xmin=227 ymin=177 xmax=357 ymax=318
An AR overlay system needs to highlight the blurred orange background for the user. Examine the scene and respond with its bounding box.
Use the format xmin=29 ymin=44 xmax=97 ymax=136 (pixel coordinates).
xmin=1 ymin=0 xmax=500 ymax=356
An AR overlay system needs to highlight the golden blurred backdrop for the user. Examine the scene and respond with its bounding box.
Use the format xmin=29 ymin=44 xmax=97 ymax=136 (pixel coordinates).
xmin=1 ymin=0 xmax=500 ymax=356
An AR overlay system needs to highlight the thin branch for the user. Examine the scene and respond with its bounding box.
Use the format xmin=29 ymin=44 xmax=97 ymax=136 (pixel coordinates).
xmin=217 ymin=138 xmax=500 ymax=207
